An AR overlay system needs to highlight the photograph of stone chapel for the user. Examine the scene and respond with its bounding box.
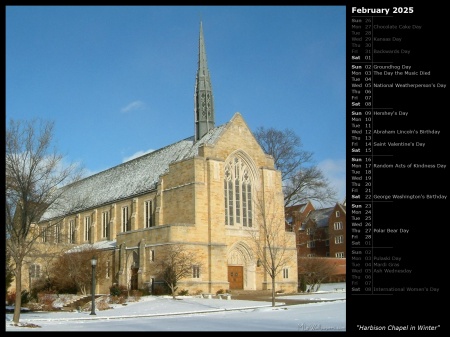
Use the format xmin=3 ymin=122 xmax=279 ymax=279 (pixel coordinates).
xmin=22 ymin=21 xmax=299 ymax=296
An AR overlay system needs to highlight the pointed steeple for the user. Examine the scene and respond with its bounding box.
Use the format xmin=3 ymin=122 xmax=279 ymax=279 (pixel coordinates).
xmin=194 ymin=21 xmax=215 ymax=141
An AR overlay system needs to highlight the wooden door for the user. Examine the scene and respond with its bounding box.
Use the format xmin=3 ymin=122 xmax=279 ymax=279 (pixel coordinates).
xmin=228 ymin=266 xmax=243 ymax=289
xmin=130 ymin=267 xmax=138 ymax=290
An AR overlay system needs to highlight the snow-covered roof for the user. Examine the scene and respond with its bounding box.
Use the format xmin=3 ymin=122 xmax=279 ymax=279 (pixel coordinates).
xmin=65 ymin=240 xmax=117 ymax=253
xmin=41 ymin=123 xmax=228 ymax=221
xmin=285 ymin=203 xmax=309 ymax=214
xmin=304 ymin=207 xmax=334 ymax=228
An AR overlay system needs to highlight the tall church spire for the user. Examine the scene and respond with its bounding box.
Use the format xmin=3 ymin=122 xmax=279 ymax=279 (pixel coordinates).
xmin=194 ymin=21 xmax=215 ymax=141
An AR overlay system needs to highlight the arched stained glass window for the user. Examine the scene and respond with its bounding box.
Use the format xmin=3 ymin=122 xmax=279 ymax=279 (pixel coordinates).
xmin=224 ymin=155 xmax=253 ymax=227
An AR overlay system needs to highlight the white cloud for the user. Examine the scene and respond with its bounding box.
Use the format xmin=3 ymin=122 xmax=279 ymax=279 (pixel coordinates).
xmin=123 ymin=149 xmax=155 ymax=163
xmin=121 ymin=100 xmax=145 ymax=113
xmin=81 ymin=167 xmax=102 ymax=179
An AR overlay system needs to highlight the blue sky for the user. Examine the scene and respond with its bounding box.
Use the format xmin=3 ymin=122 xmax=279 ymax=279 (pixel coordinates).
xmin=6 ymin=5 xmax=346 ymax=205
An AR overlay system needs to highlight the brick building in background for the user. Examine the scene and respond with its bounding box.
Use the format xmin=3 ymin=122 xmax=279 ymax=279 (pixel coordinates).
xmin=286 ymin=199 xmax=346 ymax=283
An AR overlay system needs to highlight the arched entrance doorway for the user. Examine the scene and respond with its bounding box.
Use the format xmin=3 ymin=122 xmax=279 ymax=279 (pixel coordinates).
xmin=227 ymin=242 xmax=258 ymax=290
xmin=126 ymin=250 xmax=139 ymax=291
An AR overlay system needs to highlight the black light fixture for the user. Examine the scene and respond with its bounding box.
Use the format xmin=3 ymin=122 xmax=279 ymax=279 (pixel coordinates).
xmin=90 ymin=256 xmax=97 ymax=315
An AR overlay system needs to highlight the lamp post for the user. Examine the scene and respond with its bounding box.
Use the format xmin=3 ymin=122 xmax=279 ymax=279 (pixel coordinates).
xmin=90 ymin=256 xmax=97 ymax=315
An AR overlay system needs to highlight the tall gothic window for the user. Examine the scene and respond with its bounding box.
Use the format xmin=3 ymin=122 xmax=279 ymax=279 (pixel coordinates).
xmin=122 ymin=206 xmax=130 ymax=232
xmin=84 ymin=216 xmax=91 ymax=242
xmin=102 ymin=211 xmax=110 ymax=239
xmin=144 ymin=200 xmax=154 ymax=228
xmin=40 ymin=226 xmax=47 ymax=243
xmin=224 ymin=155 xmax=253 ymax=227
xmin=55 ymin=224 xmax=61 ymax=243
xmin=69 ymin=219 xmax=75 ymax=243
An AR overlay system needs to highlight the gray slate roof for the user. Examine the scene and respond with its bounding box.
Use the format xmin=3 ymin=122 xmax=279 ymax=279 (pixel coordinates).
xmin=65 ymin=240 xmax=117 ymax=253
xmin=41 ymin=123 xmax=228 ymax=221
xmin=301 ymin=207 xmax=334 ymax=230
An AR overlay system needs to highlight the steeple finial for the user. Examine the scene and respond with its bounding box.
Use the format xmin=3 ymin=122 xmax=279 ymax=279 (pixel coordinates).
xmin=194 ymin=20 xmax=215 ymax=141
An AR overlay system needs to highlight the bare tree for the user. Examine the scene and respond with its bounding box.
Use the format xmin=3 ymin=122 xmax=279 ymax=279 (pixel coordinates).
xmin=298 ymin=257 xmax=337 ymax=292
xmin=51 ymin=246 xmax=105 ymax=295
xmin=249 ymin=190 xmax=296 ymax=307
xmin=154 ymin=244 xmax=200 ymax=299
xmin=24 ymin=243 xmax=68 ymax=294
xmin=254 ymin=126 xmax=337 ymax=207
xmin=5 ymin=118 xmax=84 ymax=324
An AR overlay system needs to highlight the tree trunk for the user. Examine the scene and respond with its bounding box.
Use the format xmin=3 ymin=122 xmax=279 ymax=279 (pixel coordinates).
xmin=271 ymin=274 xmax=276 ymax=307
xmin=13 ymin=263 xmax=23 ymax=324
xmin=171 ymin=284 xmax=176 ymax=299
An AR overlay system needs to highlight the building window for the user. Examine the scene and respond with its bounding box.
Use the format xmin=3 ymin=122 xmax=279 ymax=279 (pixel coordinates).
xmin=335 ymin=235 xmax=344 ymax=244
xmin=106 ymin=261 xmax=110 ymax=278
xmin=102 ymin=211 xmax=110 ymax=239
xmin=69 ymin=219 xmax=75 ymax=243
xmin=30 ymin=264 xmax=41 ymax=278
xmin=193 ymin=265 xmax=200 ymax=278
xmin=306 ymin=228 xmax=312 ymax=235
xmin=144 ymin=200 xmax=154 ymax=228
xmin=122 ymin=206 xmax=130 ymax=232
xmin=283 ymin=268 xmax=289 ymax=279
xmin=336 ymin=211 xmax=340 ymax=217
xmin=325 ymin=239 xmax=329 ymax=246
xmin=224 ymin=156 xmax=253 ymax=227
xmin=149 ymin=250 xmax=155 ymax=262
xmin=84 ymin=216 xmax=91 ymax=241
xmin=307 ymin=240 xmax=315 ymax=248
xmin=40 ymin=226 xmax=47 ymax=243
xmin=69 ymin=219 xmax=76 ymax=244
xmin=334 ymin=222 xmax=343 ymax=230
xmin=307 ymin=253 xmax=316 ymax=257
xmin=55 ymin=224 xmax=61 ymax=243
xmin=336 ymin=252 xmax=345 ymax=258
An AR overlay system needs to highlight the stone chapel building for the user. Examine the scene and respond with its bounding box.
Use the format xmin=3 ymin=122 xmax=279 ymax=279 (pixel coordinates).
xmin=29 ymin=22 xmax=298 ymax=295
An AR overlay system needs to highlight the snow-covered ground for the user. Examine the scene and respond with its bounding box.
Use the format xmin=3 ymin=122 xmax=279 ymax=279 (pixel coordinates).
xmin=5 ymin=282 xmax=346 ymax=331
